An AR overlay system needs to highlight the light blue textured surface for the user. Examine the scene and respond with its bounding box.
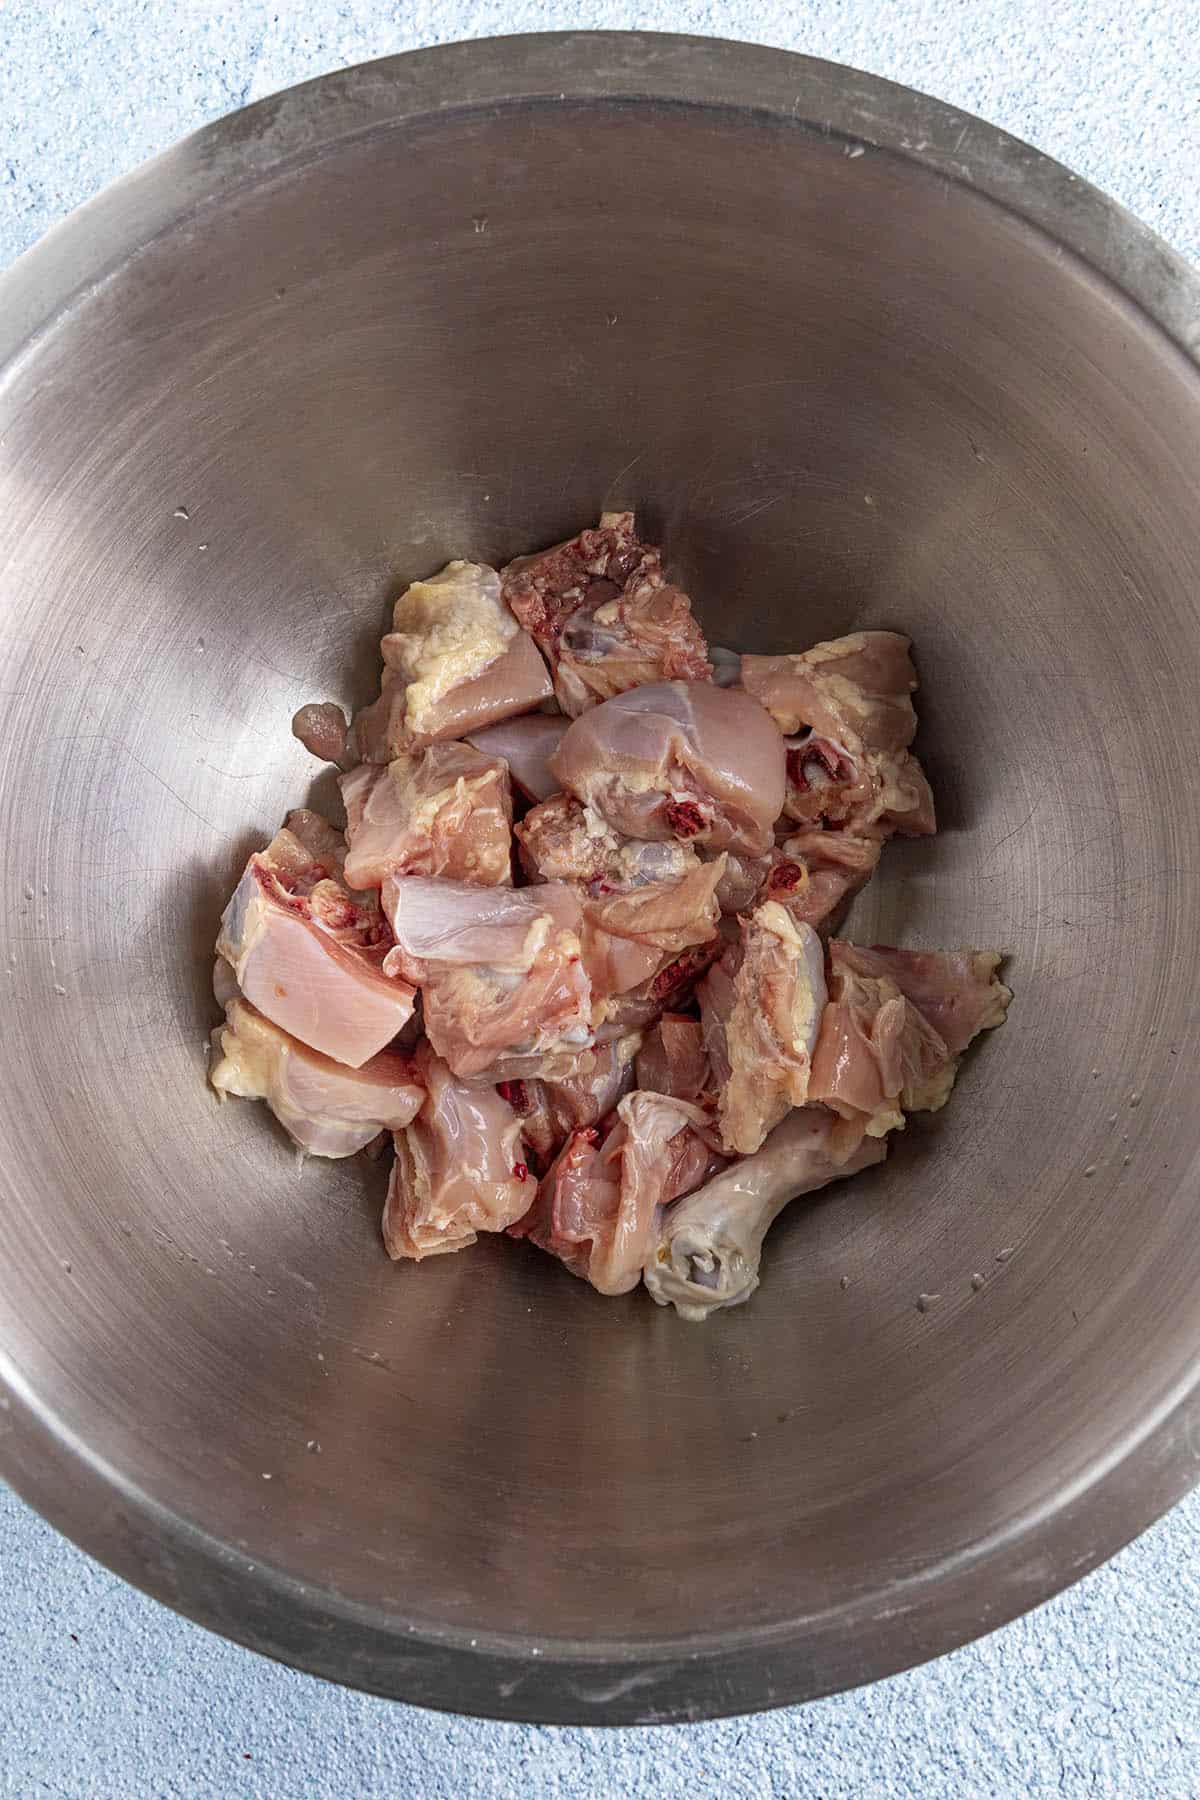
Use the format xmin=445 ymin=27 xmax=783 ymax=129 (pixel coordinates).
xmin=3 ymin=5 xmax=1199 ymax=1795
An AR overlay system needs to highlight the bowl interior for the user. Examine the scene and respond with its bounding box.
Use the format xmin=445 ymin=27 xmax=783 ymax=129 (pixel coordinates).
xmin=3 ymin=48 xmax=1200 ymax=1720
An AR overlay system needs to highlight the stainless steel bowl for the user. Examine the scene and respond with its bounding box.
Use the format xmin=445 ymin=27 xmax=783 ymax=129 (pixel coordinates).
xmin=2 ymin=33 xmax=1200 ymax=1724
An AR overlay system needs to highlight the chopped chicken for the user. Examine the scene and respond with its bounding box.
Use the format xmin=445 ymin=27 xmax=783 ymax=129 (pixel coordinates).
xmin=210 ymin=996 xmax=423 ymax=1157
xmin=807 ymin=942 xmax=1010 ymax=1157
xmin=340 ymin=743 xmax=512 ymax=889
xmin=543 ymin=1033 xmax=642 ymax=1133
xmin=874 ymin=746 xmax=937 ymax=838
xmin=705 ymin=848 xmax=771 ymax=915
xmin=744 ymin=632 xmax=935 ymax=850
xmin=502 ymin=511 xmax=712 ymax=715
xmin=511 ymin=1091 xmax=724 ymax=1294
xmin=291 ymin=701 xmax=352 ymax=766
xmin=384 ymin=1043 xmax=531 ymax=1258
xmin=582 ymin=858 xmax=726 ymax=997
xmin=781 ymin=733 xmax=878 ymax=831
xmin=497 ymin=1032 xmax=641 ymax=1173
xmin=552 ymin=680 xmax=786 ymax=856
xmin=509 ymin=1126 xmax=618 ymax=1277
xmin=635 ymin=1014 xmax=710 ymax=1105
xmin=381 ymin=876 xmax=592 ymax=1078
xmin=759 ymin=633 xmax=938 ymax=930
xmin=517 ymin=792 xmax=722 ymax=996
xmin=517 ymin=792 xmax=699 ymax=889
xmin=580 ymin=935 xmax=677 ymax=1012
xmin=465 ymin=714 xmax=568 ymax=804
xmin=493 ymin=1076 xmax=560 ymax=1173
xmin=208 ymin=510 xmax=1014 ymax=1321
xmin=592 ymin=938 xmax=725 ymax=1042
xmin=283 ymin=806 xmax=353 ymax=874
xmin=782 ymin=732 xmax=935 ymax=840
xmin=827 ymin=943 xmax=1013 ymax=1057
xmin=808 ymin=965 xmax=953 ymax=1152
xmin=699 ymin=903 xmax=827 ymax=1154
xmin=763 ymin=829 xmax=883 ymax=936
xmin=644 ymin=1109 xmax=887 ymax=1321
xmin=383 ymin=875 xmax=581 ymax=974
xmin=353 ymin=561 xmax=553 ymax=759
xmin=742 ymin=631 xmax=921 ymax=751
xmin=216 ymin=820 xmax=415 ymax=1068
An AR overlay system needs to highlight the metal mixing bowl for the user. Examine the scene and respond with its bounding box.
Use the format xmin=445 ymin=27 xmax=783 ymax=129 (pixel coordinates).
xmin=2 ymin=33 xmax=1200 ymax=1725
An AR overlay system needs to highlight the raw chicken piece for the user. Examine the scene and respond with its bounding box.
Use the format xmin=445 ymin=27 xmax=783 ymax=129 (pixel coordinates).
xmin=216 ymin=821 xmax=415 ymax=1068
xmin=742 ymin=632 xmax=921 ymax=752
xmin=502 ymin=511 xmax=712 ymax=715
xmin=592 ymin=938 xmax=726 ymax=1042
xmin=873 ymin=747 xmax=937 ymax=839
xmin=644 ymin=1109 xmax=887 ymax=1321
xmin=781 ymin=733 xmax=878 ymax=832
xmin=605 ymin=1096 xmax=725 ymax=1290
xmin=497 ymin=1032 xmax=641 ymax=1172
xmin=542 ymin=1033 xmax=642 ymax=1134
xmin=340 ymin=743 xmax=512 ymax=889
xmin=283 ymin=807 xmax=352 ymax=876
xmin=582 ymin=859 xmax=726 ymax=998
xmin=704 ymin=848 xmax=771 ymax=915
xmin=699 ymin=903 xmax=827 ymax=1154
xmin=827 ymin=943 xmax=1012 ymax=1057
xmin=510 ymin=1126 xmax=618 ymax=1276
xmin=353 ymin=561 xmax=553 ymax=759
xmin=517 ymin=792 xmax=699 ymax=890
xmin=552 ymin=681 xmax=786 ymax=857
xmin=291 ymin=701 xmax=351 ymax=767
xmin=382 ymin=877 xmax=592 ymax=1078
xmin=511 ymin=1091 xmax=723 ymax=1295
xmin=466 ymin=715 xmax=568 ymax=804
xmin=207 ymin=503 xmax=1010 ymax=1323
xmin=745 ymin=632 xmax=935 ymax=844
xmin=384 ymin=1043 xmax=531 ymax=1258
xmin=805 ymin=936 xmax=1011 ymax=1157
xmin=587 ymin=857 xmax=726 ymax=947
xmin=494 ymin=1077 xmax=559 ymax=1173
xmin=517 ymin=793 xmax=722 ymax=997
xmin=636 ymin=1014 xmax=710 ymax=1104
xmin=210 ymin=996 xmax=423 ymax=1158
xmin=807 ymin=961 xmax=954 ymax=1152
xmin=383 ymin=876 xmax=580 ymax=975
xmin=763 ymin=830 xmax=883 ymax=936
xmin=782 ymin=733 xmax=935 ymax=841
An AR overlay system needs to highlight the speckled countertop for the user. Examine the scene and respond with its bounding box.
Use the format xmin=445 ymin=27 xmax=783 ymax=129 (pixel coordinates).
xmin=3 ymin=5 xmax=1199 ymax=1796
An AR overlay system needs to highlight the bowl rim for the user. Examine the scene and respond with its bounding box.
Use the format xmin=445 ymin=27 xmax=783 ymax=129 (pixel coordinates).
xmin=3 ymin=29 xmax=1200 ymax=1726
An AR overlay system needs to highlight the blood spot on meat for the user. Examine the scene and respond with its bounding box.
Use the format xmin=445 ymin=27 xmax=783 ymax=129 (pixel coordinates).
xmin=787 ymin=740 xmax=853 ymax=793
xmin=512 ymin=1162 xmax=529 ymax=1183
xmin=663 ymin=799 xmax=706 ymax=838
xmin=768 ymin=860 xmax=807 ymax=895
xmin=497 ymin=1080 xmax=532 ymax=1114
xmin=652 ymin=943 xmax=715 ymax=999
